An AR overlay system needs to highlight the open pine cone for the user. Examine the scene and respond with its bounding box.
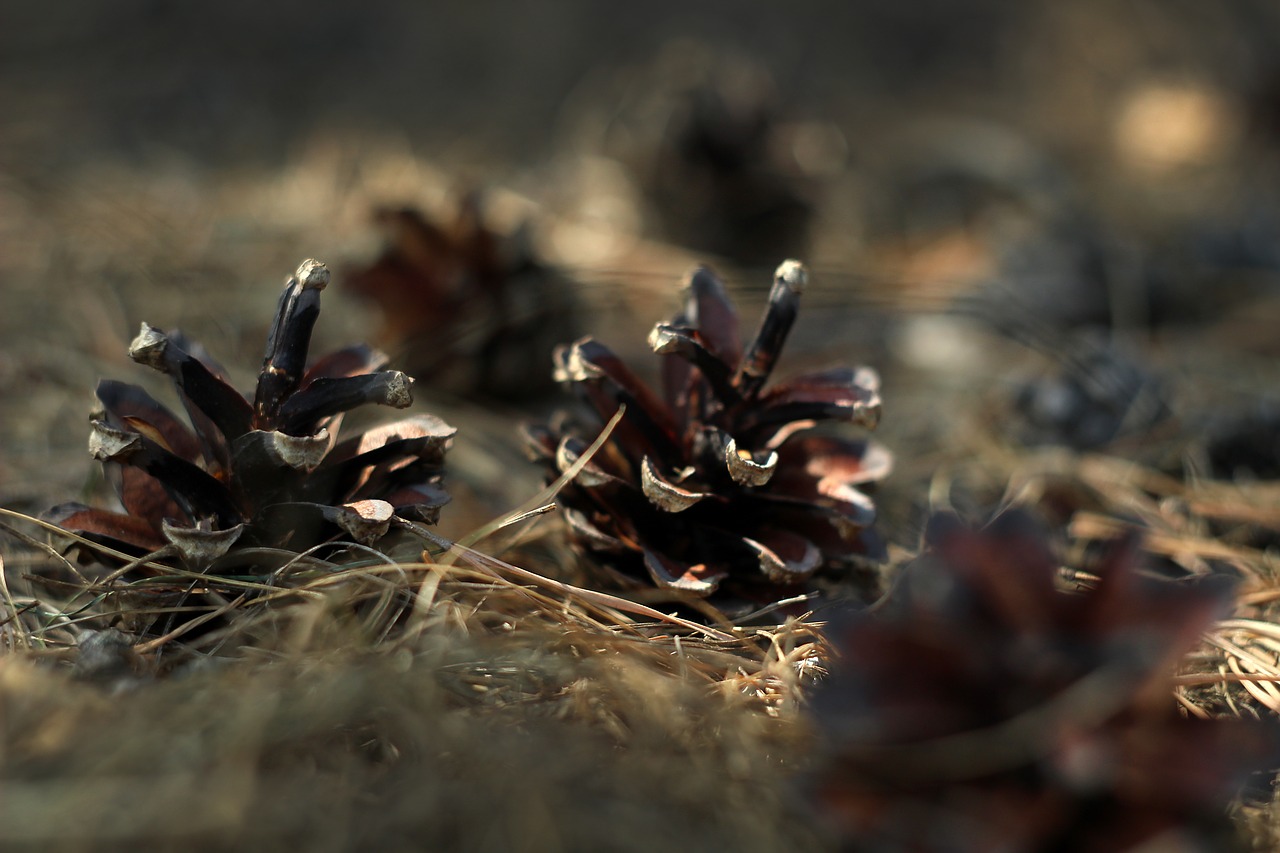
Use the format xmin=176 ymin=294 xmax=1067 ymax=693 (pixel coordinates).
xmin=810 ymin=512 xmax=1274 ymax=852
xmin=525 ymin=260 xmax=889 ymax=598
xmin=51 ymin=259 xmax=454 ymax=571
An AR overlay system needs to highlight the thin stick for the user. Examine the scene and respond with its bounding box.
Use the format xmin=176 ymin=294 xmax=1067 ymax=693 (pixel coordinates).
xmin=446 ymin=407 xmax=626 ymax=558
xmin=0 ymin=554 xmax=32 ymax=650
xmin=417 ymin=534 xmax=736 ymax=643
xmin=134 ymin=594 xmax=249 ymax=654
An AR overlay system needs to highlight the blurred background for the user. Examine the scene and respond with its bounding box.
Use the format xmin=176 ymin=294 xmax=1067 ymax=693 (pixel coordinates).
xmin=3 ymin=0 xmax=1280 ymax=540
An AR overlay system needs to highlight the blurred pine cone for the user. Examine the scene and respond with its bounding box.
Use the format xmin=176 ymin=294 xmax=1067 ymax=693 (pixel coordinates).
xmin=342 ymin=192 xmax=577 ymax=401
xmin=1011 ymin=334 xmax=1169 ymax=451
xmin=525 ymin=260 xmax=889 ymax=598
xmin=591 ymin=47 xmax=826 ymax=266
xmin=1204 ymin=400 xmax=1280 ymax=481
xmin=51 ymin=259 xmax=454 ymax=571
xmin=810 ymin=511 xmax=1274 ymax=852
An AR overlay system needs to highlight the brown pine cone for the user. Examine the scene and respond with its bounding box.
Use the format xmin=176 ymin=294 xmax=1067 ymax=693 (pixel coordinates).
xmin=526 ymin=260 xmax=889 ymax=598
xmin=342 ymin=193 xmax=578 ymax=401
xmin=809 ymin=511 xmax=1275 ymax=852
xmin=51 ymin=259 xmax=454 ymax=571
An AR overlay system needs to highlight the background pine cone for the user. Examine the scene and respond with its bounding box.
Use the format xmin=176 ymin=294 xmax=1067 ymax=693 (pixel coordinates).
xmin=809 ymin=511 xmax=1275 ymax=852
xmin=342 ymin=193 xmax=578 ymax=402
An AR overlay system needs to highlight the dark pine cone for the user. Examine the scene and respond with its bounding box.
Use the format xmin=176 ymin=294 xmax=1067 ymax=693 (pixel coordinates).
xmin=809 ymin=512 xmax=1274 ymax=852
xmin=342 ymin=192 xmax=577 ymax=401
xmin=51 ymin=259 xmax=454 ymax=571
xmin=525 ymin=260 xmax=889 ymax=598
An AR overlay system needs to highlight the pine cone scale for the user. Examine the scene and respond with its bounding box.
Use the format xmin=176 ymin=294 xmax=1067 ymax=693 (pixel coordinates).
xmin=683 ymin=265 xmax=743 ymax=363
xmin=253 ymin=262 xmax=328 ymax=428
xmin=129 ymin=324 xmax=255 ymax=444
xmin=732 ymin=259 xmax=804 ymax=397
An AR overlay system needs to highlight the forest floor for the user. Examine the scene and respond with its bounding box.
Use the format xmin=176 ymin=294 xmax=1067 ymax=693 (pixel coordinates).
xmin=4 ymin=3 xmax=1280 ymax=850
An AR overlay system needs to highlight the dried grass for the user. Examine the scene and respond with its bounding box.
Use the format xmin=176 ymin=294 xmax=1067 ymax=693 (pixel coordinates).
xmin=0 ymin=497 xmax=830 ymax=851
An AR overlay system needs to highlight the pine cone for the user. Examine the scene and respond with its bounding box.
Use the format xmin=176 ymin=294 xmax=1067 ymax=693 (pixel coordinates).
xmin=809 ymin=511 xmax=1274 ymax=852
xmin=342 ymin=192 xmax=577 ymax=401
xmin=525 ymin=260 xmax=888 ymax=597
xmin=51 ymin=259 xmax=454 ymax=570
xmin=587 ymin=47 xmax=823 ymax=266
xmin=1012 ymin=334 xmax=1168 ymax=451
